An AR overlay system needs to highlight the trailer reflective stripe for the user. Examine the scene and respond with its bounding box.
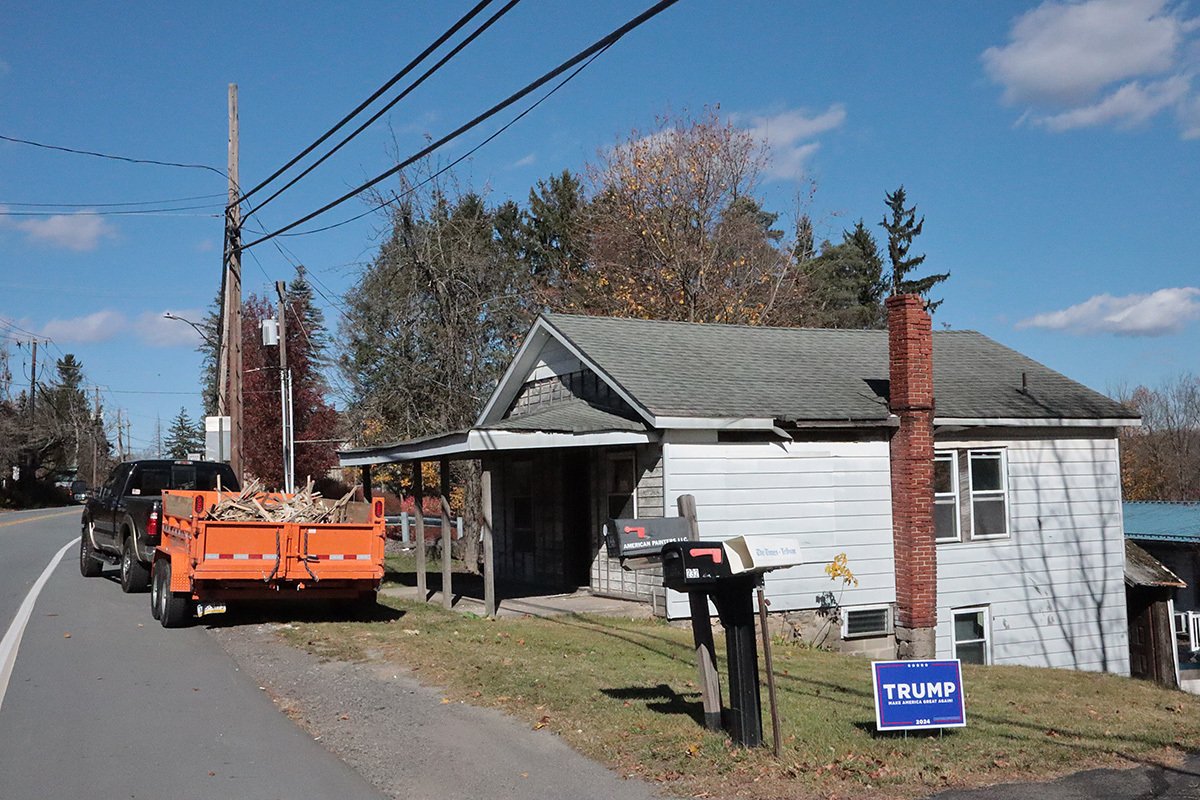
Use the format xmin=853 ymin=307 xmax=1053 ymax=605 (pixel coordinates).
xmin=309 ymin=554 xmax=372 ymax=561
xmin=203 ymin=553 xmax=277 ymax=560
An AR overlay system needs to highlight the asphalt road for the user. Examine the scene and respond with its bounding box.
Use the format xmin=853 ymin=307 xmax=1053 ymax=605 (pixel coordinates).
xmin=0 ymin=507 xmax=384 ymax=800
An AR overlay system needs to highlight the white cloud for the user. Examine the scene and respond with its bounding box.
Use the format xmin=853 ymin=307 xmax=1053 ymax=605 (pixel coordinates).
xmin=1037 ymin=74 xmax=1191 ymax=131
xmin=1017 ymin=287 xmax=1200 ymax=336
xmin=40 ymin=310 xmax=126 ymax=343
xmin=1 ymin=208 xmax=116 ymax=251
xmin=511 ymin=152 xmax=537 ymax=168
xmin=735 ymin=104 xmax=847 ymax=180
xmin=983 ymin=0 xmax=1200 ymax=137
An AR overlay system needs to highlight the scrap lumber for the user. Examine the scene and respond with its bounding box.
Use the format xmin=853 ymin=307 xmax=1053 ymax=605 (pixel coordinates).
xmin=205 ymin=477 xmax=357 ymax=524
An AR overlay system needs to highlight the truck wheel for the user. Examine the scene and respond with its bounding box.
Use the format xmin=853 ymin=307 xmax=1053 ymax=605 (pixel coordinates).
xmin=159 ymin=562 xmax=192 ymax=629
xmin=150 ymin=560 xmax=163 ymax=620
xmin=119 ymin=534 xmax=150 ymax=593
xmin=79 ymin=521 xmax=103 ymax=578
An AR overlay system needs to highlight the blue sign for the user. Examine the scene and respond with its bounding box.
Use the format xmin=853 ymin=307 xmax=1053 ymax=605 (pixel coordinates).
xmin=871 ymin=660 xmax=966 ymax=731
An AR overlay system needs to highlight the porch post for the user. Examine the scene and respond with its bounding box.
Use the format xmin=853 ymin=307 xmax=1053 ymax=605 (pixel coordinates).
xmin=481 ymin=459 xmax=496 ymax=618
xmin=440 ymin=458 xmax=453 ymax=610
xmin=412 ymin=460 xmax=427 ymax=602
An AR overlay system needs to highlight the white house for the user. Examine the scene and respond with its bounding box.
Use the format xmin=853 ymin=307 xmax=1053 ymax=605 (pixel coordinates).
xmin=341 ymin=296 xmax=1140 ymax=673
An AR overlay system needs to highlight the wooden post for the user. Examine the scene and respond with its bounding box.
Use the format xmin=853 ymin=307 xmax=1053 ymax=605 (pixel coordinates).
xmin=440 ymin=459 xmax=453 ymax=610
xmin=678 ymin=494 xmax=723 ymax=731
xmin=481 ymin=459 xmax=496 ymax=618
xmin=757 ymin=584 xmax=783 ymax=757
xmin=226 ymin=82 xmax=244 ymax=481
xmin=412 ymin=460 xmax=426 ymax=602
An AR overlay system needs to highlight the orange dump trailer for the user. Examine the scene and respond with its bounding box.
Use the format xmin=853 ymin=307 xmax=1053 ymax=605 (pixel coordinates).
xmin=150 ymin=489 xmax=386 ymax=627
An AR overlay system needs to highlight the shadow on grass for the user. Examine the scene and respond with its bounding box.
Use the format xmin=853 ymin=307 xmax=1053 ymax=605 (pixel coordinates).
xmin=601 ymin=684 xmax=706 ymax=727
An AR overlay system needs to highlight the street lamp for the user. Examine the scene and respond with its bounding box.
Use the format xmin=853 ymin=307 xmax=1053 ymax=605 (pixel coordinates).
xmin=162 ymin=311 xmax=217 ymax=348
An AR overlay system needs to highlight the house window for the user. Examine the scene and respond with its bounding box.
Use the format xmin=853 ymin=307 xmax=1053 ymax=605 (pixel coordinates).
xmin=968 ymin=450 xmax=1009 ymax=539
xmin=510 ymin=459 xmax=534 ymax=553
xmin=606 ymin=452 xmax=637 ymax=520
xmin=843 ymin=606 xmax=891 ymax=638
xmin=934 ymin=452 xmax=960 ymax=542
xmin=933 ymin=448 xmax=1010 ymax=543
xmin=953 ymin=606 xmax=990 ymax=665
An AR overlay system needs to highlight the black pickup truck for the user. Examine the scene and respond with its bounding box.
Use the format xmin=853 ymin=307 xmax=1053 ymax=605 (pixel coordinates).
xmin=79 ymin=459 xmax=239 ymax=591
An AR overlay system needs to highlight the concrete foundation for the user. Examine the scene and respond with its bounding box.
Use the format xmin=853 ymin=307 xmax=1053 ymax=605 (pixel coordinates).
xmin=895 ymin=625 xmax=936 ymax=659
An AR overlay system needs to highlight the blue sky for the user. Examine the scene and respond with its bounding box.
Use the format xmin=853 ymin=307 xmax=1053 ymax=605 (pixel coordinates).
xmin=1 ymin=0 xmax=1197 ymax=454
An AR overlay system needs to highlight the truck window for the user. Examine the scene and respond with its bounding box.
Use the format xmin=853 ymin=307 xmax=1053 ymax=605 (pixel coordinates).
xmin=125 ymin=463 xmax=239 ymax=495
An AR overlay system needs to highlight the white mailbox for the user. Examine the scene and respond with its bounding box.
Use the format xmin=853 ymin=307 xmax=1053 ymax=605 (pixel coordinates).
xmin=722 ymin=535 xmax=803 ymax=575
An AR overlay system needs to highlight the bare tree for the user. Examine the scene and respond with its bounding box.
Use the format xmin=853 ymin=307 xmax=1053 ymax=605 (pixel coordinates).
xmin=1117 ymin=373 xmax=1200 ymax=500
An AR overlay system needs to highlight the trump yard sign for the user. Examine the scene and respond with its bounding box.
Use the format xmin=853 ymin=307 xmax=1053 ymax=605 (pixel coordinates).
xmin=871 ymin=660 xmax=966 ymax=731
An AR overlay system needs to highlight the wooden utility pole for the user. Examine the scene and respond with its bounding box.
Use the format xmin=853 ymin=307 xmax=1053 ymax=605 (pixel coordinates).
xmin=225 ymin=82 xmax=244 ymax=479
xmin=27 ymin=339 xmax=37 ymax=419
xmin=116 ymin=408 xmax=124 ymax=462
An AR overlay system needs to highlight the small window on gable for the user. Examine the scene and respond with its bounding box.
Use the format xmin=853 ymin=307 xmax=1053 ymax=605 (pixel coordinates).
xmin=968 ymin=450 xmax=1009 ymax=539
xmin=934 ymin=452 xmax=959 ymax=542
xmin=843 ymin=606 xmax=891 ymax=639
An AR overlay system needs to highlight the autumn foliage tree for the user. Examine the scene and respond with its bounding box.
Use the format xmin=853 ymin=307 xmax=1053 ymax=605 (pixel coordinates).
xmin=579 ymin=109 xmax=813 ymax=325
xmin=1118 ymin=374 xmax=1200 ymax=500
xmin=239 ymin=267 xmax=339 ymax=489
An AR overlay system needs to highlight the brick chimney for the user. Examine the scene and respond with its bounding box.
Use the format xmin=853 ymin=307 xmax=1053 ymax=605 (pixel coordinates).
xmin=886 ymin=293 xmax=937 ymax=659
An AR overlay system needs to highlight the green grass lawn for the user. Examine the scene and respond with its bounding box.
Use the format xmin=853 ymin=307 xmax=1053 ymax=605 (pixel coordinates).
xmin=279 ymin=597 xmax=1200 ymax=799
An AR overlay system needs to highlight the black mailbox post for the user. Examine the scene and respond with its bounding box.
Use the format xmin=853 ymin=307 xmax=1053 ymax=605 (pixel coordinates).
xmin=661 ymin=541 xmax=764 ymax=747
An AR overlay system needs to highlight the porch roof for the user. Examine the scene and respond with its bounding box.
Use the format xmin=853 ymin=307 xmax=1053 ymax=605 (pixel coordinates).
xmin=339 ymin=400 xmax=654 ymax=466
xmin=1124 ymin=540 xmax=1187 ymax=588
xmin=1124 ymin=501 xmax=1200 ymax=544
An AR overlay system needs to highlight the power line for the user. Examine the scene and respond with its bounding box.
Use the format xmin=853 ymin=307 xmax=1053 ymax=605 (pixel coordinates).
xmin=0 ymin=192 xmax=226 ymax=209
xmin=287 ymin=41 xmax=612 ymax=239
xmin=241 ymin=0 xmax=680 ymax=251
xmin=236 ymin=0 xmax=497 ymax=207
xmin=0 ymin=133 xmax=225 ymax=177
xmin=243 ymin=0 xmax=521 ymax=217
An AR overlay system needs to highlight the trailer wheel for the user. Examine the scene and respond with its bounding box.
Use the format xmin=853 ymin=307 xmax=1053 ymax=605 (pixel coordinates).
xmin=159 ymin=561 xmax=193 ymax=629
xmin=79 ymin=521 xmax=103 ymax=578
xmin=119 ymin=534 xmax=150 ymax=593
xmin=149 ymin=560 xmax=163 ymax=621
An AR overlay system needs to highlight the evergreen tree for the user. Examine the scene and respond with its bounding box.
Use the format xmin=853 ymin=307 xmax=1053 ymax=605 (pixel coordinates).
xmin=807 ymin=220 xmax=887 ymax=328
xmin=164 ymin=406 xmax=203 ymax=459
xmin=880 ymin=185 xmax=949 ymax=312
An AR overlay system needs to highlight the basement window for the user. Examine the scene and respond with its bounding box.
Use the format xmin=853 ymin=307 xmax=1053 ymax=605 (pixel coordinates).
xmin=953 ymin=606 xmax=990 ymax=665
xmin=843 ymin=606 xmax=892 ymax=639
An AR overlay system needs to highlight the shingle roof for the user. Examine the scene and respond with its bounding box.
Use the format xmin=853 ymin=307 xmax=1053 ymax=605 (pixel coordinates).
xmin=1124 ymin=501 xmax=1200 ymax=543
xmin=1124 ymin=540 xmax=1187 ymax=588
xmin=484 ymin=399 xmax=647 ymax=433
xmin=543 ymin=313 xmax=1135 ymax=423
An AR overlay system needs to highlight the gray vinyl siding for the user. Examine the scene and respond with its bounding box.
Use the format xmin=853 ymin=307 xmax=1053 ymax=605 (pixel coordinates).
xmin=661 ymin=439 xmax=896 ymax=619
xmin=935 ymin=434 xmax=1129 ymax=674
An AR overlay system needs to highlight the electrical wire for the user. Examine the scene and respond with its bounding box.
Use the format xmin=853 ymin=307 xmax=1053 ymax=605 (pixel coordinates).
xmin=241 ymin=0 xmax=680 ymax=251
xmin=243 ymin=0 xmax=522 ymax=218
xmin=0 ymin=133 xmax=225 ymax=177
xmin=285 ymin=41 xmax=612 ymax=239
xmin=0 ymin=192 xmax=226 ymax=209
xmin=235 ymin=0 xmax=498 ymax=206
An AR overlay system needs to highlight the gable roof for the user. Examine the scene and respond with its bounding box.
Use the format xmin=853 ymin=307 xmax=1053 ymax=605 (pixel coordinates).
xmin=483 ymin=399 xmax=647 ymax=434
xmin=538 ymin=313 xmax=1136 ymax=425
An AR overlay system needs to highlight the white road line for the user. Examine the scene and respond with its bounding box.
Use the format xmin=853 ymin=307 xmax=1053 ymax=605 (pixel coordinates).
xmin=0 ymin=538 xmax=76 ymax=713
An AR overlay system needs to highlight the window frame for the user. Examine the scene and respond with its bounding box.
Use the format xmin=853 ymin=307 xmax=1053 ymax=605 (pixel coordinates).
xmin=933 ymin=450 xmax=961 ymax=543
xmin=605 ymin=451 xmax=638 ymax=521
xmin=967 ymin=449 xmax=1010 ymax=541
xmin=841 ymin=605 xmax=893 ymax=639
xmin=952 ymin=605 xmax=991 ymax=665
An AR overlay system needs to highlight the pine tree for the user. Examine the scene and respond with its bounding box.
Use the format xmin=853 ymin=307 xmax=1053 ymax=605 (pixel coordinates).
xmin=165 ymin=407 xmax=203 ymax=459
xmin=880 ymin=185 xmax=949 ymax=312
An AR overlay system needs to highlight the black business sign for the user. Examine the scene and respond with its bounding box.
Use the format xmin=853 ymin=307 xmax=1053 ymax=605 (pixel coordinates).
xmin=605 ymin=517 xmax=692 ymax=558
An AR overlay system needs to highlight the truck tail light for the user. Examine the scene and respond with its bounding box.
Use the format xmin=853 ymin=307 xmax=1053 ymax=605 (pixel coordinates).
xmin=147 ymin=511 xmax=160 ymax=539
xmin=373 ymin=499 xmax=384 ymax=519
xmin=194 ymin=495 xmax=205 ymax=516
